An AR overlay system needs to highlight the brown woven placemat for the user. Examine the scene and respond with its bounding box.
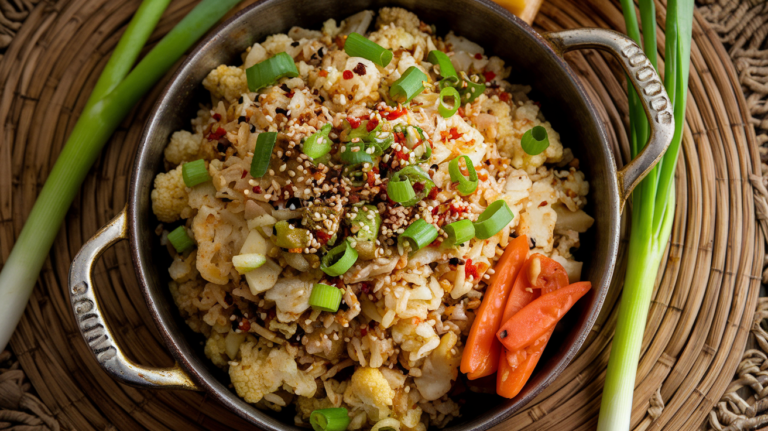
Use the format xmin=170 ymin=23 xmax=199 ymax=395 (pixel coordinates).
xmin=0 ymin=0 xmax=764 ymax=430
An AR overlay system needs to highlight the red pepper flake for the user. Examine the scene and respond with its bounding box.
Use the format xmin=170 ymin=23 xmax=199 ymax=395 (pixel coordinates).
xmin=353 ymin=62 xmax=367 ymax=76
xmin=207 ymin=127 xmax=226 ymax=141
xmin=539 ymin=201 xmax=548 ymax=207
xmin=457 ymin=107 xmax=465 ymax=117
xmin=286 ymin=91 xmax=294 ymax=98
xmin=483 ymin=71 xmax=496 ymax=82
xmin=394 ymin=132 xmax=405 ymax=144
xmin=429 ymin=239 xmax=442 ymax=248
xmin=465 ymin=259 xmax=479 ymax=279
xmin=347 ymin=116 xmax=361 ymax=129
xmin=252 ymin=186 xmax=262 ymax=193
xmin=238 ymin=319 xmax=251 ymax=332
xmin=366 ymin=117 xmax=379 ymax=132
xmin=360 ymin=327 xmax=368 ymax=337
xmin=348 ymin=194 xmax=360 ymax=204
xmin=318 ymin=69 xmax=328 ymax=77
xmin=413 ymin=182 xmax=425 ymax=193
xmin=315 ymin=230 xmax=332 ymax=245
xmin=474 ymin=53 xmax=483 ymax=60
xmin=212 ymin=113 xmax=221 ymax=121
xmin=360 ymin=282 xmax=372 ymax=294
xmin=385 ymin=108 xmax=406 ymax=120
xmin=450 ymin=127 xmax=461 ymax=140
xmin=427 ymin=186 xmax=441 ymax=200
xmin=499 ymin=92 xmax=511 ymax=102
xmin=366 ymin=171 xmax=376 ymax=187
xmin=395 ymin=150 xmax=409 ymax=161
xmin=241 ymin=170 xmax=248 ymax=179
xmin=343 ymin=70 xmax=354 ymax=80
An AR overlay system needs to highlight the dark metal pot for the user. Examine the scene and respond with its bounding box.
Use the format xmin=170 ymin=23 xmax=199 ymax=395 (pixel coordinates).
xmin=68 ymin=1 xmax=673 ymax=430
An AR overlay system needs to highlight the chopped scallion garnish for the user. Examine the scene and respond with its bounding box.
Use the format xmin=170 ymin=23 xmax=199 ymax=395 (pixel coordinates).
xmin=250 ymin=132 xmax=277 ymax=178
xmin=303 ymin=123 xmax=333 ymax=159
xmin=308 ymin=284 xmax=344 ymax=313
xmin=387 ymin=166 xmax=434 ymax=206
xmin=521 ymin=125 xmax=550 ymax=156
xmin=168 ymin=226 xmax=194 ymax=253
xmin=387 ymin=175 xmax=416 ymax=204
xmin=390 ymin=66 xmax=428 ymax=104
xmin=443 ymin=219 xmax=475 ymax=247
xmin=232 ymin=253 xmax=266 ymax=274
xmin=344 ymin=33 xmax=393 ymax=67
xmin=310 ymin=408 xmax=351 ymax=431
xmin=474 ymin=200 xmax=514 ymax=239
xmin=428 ymin=50 xmax=458 ymax=80
xmin=321 ymin=240 xmax=358 ymax=277
xmin=340 ymin=145 xmax=373 ymax=166
xmin=448 ymin=155 xmax=478 ymax=196
xmin=181 ymin=159 xmax=210 ymax=187
xmin=246 ymin=52 xmax=299 ymax=92
xmin=398 ymin=219 xmax=438 ymax=253
xmin=458 ymin=78 xmax=486 ymax=104
xmin=439 ymin=86 xmax=460 ymax=118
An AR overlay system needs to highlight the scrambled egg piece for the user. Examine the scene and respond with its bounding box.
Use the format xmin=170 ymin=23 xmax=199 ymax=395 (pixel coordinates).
xmin=202 ymin=65 xmax=248 ymax=102
xmin=164 ymin=130 xmax=202 ymax=165
xmin=343 ymin=367 xmax=395 ymax=417
xmin=151 ymin=165 xmax=188 ymax=223
xmin=229 ymin=340 xmax=316 ymax=404
xmin=414 ymin=332 xmax=461 ymax=401
xmin=204 ymin=331 xmax=228 ymax=367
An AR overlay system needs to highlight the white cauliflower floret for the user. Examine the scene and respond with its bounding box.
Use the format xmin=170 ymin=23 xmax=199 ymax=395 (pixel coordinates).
xmin=229 ymin=340 xmax=316 ymax=404
xmin=510 ymin=101 xmax=564 ymax=170
xmin=164 ymin=130 xmax=202 ymax=165
xmin=322 ymin=18 xmax=342 ymax=38
xmin=204 ymin=331 xmax=228 ymax=367
xmin=262 ymin=33 xmax=302 ymax=58
xmin=343 ymin=367 xmax=395 ymax=417
xmin=376 ymin=7 xmax=421 ymax=34
xmin=414 ymin=332 xmax=461 ymax=401
xmin=264 ymin=277 xmax=312 ymax=322
xmin=332 ymin=57 xmax=381 ymax=104
xmin=151 ymin=165 xmax=188 ymax=223
xmin=202 ymin=65 xmax=248 ymax=102
xmin=517 ymin=178 xmax=558 ymax=252
xmin=391 ymin=319 xmax=440 ymax=363
xmin=369 ymin=26 xmax=416 ymax=51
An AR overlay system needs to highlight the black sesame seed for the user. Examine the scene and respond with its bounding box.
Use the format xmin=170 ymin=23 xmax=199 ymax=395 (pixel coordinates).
xmin=276 ymin=107 xmax=288 ymax=115
xmin=238 ymin=116 xmax=246 ymax=123
xmin=291 ymin=41 xmax=300 ymax=47
xmin=510 ymin=231 xmax=519 ymax=238
xmin=280 ymin=83 xmax=290 ymax=92
xmin=238 ymin=96 xmax=244 ymax=104
xmin=499 ymin=330 xmax=507 ymax=339
xmin=318 ymin=48 xmax=325 ymax=58
xmin=530 ymin=238 xmax=536 ymax=249
xmin=286 ymin=197 xmax=302 ymax=210
xmin=449 ymin=257 xmax=459 ymax=265
xmin=430 ymin=164 xmax=439 ymax=170
xmin=250 ymin=124 xmax=256 ymax=133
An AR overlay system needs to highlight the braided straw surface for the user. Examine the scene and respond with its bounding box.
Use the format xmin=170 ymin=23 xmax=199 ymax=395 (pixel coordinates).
xmin=0 ymin=0 xmax=764 ymax=430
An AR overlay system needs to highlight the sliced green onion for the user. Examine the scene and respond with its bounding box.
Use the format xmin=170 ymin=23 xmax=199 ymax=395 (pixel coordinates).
xmin=368 ymin=131 xmax=393 ymax=156
xmin=474 ymin=200 xmax=514 ymax=239
xmin=340 ymin=145 xmax=373 ymax=166
xmin=443 ymin=219 xmax=475 ymax=247
xmin=232 ymin=253 xmax=266 ymax=274
xmin=521 ymin=126 xmax=550 ymax=156
xmin=344 ymin=33 xmax=393 ymax=67
xmin=250 ymin=132 xmax=277 ymax=178
xmin=303 ymin=123 xmax=333 ymax=159
xmin=168 ymin=226 xmax=194 ymax=253
xmin=246 ymin=52 xmax=299 ymax=92
xmin=439 ymin=86 xmax=460 ymax=118
xmin=390 ymin=66 xmax=428 ymax=104
xmin=438 ymin=76 xmax=461 ymax=90
xmin=387 ymin=175 xmax=416 ymax=204
xmin=182 ymin=159 xmax=210 ymax=187
xmin=387 ymin=166 xmax=434 ymax=206
xmin=428 ymin=50 xmax=458 ymax=80
xmin=398 ymin=219 xmax=438 ymax=253
xmin=321 ymin=240 xmax=359 ymax=277
xmin=449 ymin=155 xmax=478 ymax=195
xmin=458 ymin=78 xmax=486 ymax=104
xmin=310 ymin=408 xmax=351 ymax=431
xmin=308 ymin=284 xmax=344 ymax=313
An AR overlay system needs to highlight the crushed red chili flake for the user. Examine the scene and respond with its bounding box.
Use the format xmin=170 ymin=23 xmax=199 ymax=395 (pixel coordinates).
xmin=366 ymin=171 xmax=376 ymax=187
xmin=539 ymin=201 xmax=548 ymax=207
xmin=385 ymin=108 xmax=406 ymax=120
xmin=347 ymin=116 xmax=361 ymax=129
xmin=207 ymin=127 xmax=226 ymax=141
xmin=457 ymin=107 xmax=465 ymax=117
xmin=483 ymin=71 xmax=496 ymax=82
xmin=286 ymin=91 xmax=294 ymax=98
xmin=241 ymin=170 xmax=248 ymax=179
xmin=318 ymin=69 xmax=328 ymax=77
xmin=315 ymin=230 xmax=332 ymax=244
xmin=343 ymin=70 xmax=354 ymax=80
xmin=366 ymin=117 xmax=379 ymax=132
xmin=212 ymin=113 xmax=221 ymax=121
xmin=348 ymin=194 xmax=360 ymax=204
xmin=429 ymin=239 xmax=442 ymax=248
xmin=465 ymin=259 xmax=479 ymax=278
xmin=353 ymin=62 xmax=367 ymax=75
xmin=360 ymin=327 xmax=368 ymax=336
xmin=474 ymin=53 xmax=483 ymax=60
xmin=450 ymin=127 xmax=461 ymax=140
xmin=427 ymin=186 xmax=441 ymax=200
xmin=238 ymin=318 xmax=251 ymax=332
xmin=360 ymin=282 xmax=372 ymax=294
xmin=499 ymin=92 xmax=511 ymax=102
xmin=252 ymin=186 xmax=262 ymax=193
xmin=413 ymin=182 xmax=425 ymax=193
xmin=395 ymin=150 xmax=409 ymax=161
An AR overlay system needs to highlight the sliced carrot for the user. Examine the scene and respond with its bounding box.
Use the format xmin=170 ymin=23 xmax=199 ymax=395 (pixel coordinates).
xmin=497 ymin=328 xmax=553 ymax=399
xmin=534 ymin=255 xmax=569 ymax=295
xmin=461 ymin=235 xmax=528 ymax=380
xmin=496 ymin=281 xmax=592 ymax=352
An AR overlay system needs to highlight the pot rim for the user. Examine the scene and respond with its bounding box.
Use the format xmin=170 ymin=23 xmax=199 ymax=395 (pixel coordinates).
xmin=127 ymin=1 xmax=620 ymax=430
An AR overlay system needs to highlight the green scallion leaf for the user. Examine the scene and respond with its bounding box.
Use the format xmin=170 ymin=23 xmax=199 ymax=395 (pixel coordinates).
xmin=387 ymin=166 xmax=434 ymax=206
xmin=246 ymin=52 xmax=299 ymax=92
xmin=390 ymin=66 xmax=428 ymax=104
xmin=448 ymin=155 xmax=478 ymax=195
xmin=344 ymin=33 xmax=393 ymax=67
xmin=521 ymin=126 xmax=549 ymax=156
xmin=303 ymin=123 xmax=333 ymax=159
xmin=340 ymin=145 xmax=373 ymax=166
xmin=474 ymin=200 xmax=514 ymax=239
xmin=458 ymin=78 xmax=486 ymax=104
xmin=168 ymin=226 xmax=194 ymax=253
xmin=439 ymin=86 xmax=460 ymax=118
xmin=308 ymin=284 xmax=344 ymax=313
xmin=428 ymin=50 xmax=458 ymax=80
xmin=232 ymin=253 xmax=266 ymax=274
xmin=398 ymin=219 xmax=438 ymax=253
xmin=321 ymin=240 xmax=358 ymax=277
xmin=443 ymin=219 xmax=475 ymax=247
xmin=182 ymin=159 xmax=210 ymax=187
xmin=250 ymin=132 xmax=277 ymax=178
xmin=387 ymin=175 xmax=416 ymax=204
xmin=310 ymin=408 xmax=350 ymax=431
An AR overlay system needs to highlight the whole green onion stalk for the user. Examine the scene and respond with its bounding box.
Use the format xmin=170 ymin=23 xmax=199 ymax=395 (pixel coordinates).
xmin=0 ymin=0 xmax=241 ymax=351
xmin=597 ymin=0 xmax=694 ymax=430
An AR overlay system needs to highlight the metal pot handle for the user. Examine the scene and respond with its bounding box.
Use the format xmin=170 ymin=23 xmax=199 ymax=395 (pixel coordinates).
xmin=545 ymin=28 xmax=675 ymax=211
xmin=69 ymin=207 xmax=199 ymax=391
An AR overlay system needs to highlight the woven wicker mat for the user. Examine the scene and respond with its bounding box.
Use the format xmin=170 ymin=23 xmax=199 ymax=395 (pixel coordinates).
xmin=0 ymin=0 xmax=764 ymax=430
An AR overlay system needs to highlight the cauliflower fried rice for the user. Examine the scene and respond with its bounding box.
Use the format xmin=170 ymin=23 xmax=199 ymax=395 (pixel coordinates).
xmin=151 ymin=8 xmax=594 ymax=430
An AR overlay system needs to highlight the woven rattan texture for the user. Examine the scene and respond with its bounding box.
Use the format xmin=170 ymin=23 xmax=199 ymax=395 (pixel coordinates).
xmin=0 ymin=0 xmax=763 ymax=430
